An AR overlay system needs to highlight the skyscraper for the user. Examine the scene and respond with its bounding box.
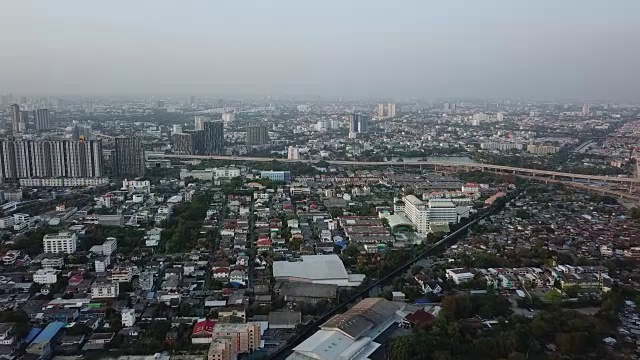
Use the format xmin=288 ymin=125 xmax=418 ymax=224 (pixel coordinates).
xmin=194 ymin=116 xmax=207 ymax=130
xmin=10 ymin=104 xmax=20 ymax=132
xmin=496 ymin=112 xmax=504 ymax=122
xmin=246 ymin=126 xmax=269 ymax=145
xmin=114 ymin=137 xmax=145 ymax=177
xmin=582 ymin=104 xmax=590 ymax=117
xmin=202 ymin=120 xmax=224 ymax=155
xmin=35 ymin=109 xmax=51 ymax=131
xmin=18 ymin=111 xmax=28 ymax=132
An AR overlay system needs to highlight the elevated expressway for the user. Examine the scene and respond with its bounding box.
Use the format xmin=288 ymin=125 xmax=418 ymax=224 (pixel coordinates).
xmin=148 ymin=153 xmax=640 ymax=186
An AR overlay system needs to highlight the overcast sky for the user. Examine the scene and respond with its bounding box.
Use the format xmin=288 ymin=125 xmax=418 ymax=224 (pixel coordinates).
xmin=1 ymin=0 xmax=639 ymax=101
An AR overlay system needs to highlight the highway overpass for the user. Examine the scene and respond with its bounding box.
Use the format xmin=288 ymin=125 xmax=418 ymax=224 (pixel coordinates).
xmin=147 ymin=153 xmax=640 ymax=184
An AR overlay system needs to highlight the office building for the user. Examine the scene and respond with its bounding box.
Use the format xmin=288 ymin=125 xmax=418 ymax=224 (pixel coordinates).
xmin=156 ymin=100 xmax=165 ymax=108
xmin=260 ymin=171 xmax=291 ymax=182
xmin=35 ymin=109 xmax=51 ymax=131
xmin=9 ymin=104 xmax=20 ymax=133
xmin=202 ymin=120 xmax=224 ymax=155
xmin=288 ymin=145 xmax=299 ymax=160
xmin=194 ymin=116 xmax=208 ymax=131
xmin=246 ymin=125 xmax=269 ymax=145
xmin=172 ymin=132 xmax=194 ymax=155
xmin=0 ymin=139 xmax=103 ymax=181
xmin=582 ymin=104 xmax=590 ymax=117
xmin=43 ymin=232 xmax=77 ymax=254
xmin=222 ymin=112 xmax=235 ymax=124
xmin=172 ymin=124 xmax=182 ymax=134
xmin=403 ymin=195 xmax=458 ymax=234
xmin=347 ymin=113 xmax=368 ymax=137
xmin=496 ymin=112 xmax=504 ymax=122
xmin=114 ymin=137 xmax=145 ymax=176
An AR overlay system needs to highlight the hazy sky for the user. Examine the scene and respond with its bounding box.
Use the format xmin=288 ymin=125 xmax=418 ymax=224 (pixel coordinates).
xmin=1 ymin=0 xmax=639 ymax=101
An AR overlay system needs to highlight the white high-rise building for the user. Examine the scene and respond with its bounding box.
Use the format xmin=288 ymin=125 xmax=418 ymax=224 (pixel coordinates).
xmin=172 ymin=124 xmax=182 ymax=134
xmin=375 ymin=103 xmax=396 ymax=118
xmin=582 ymin=104 xmax=590 ymax=117
xmin=387 ymin=103 xmax=396 ymax=117
xmin=222 ymin=112 xmax=235 ymax=124
xmin=194 ymin=116 xmax=208 ymax=130
xmin=43 ymin=232 xmax=77 ymax=254
xmin=288 ymin=146 xmax=299 ymax=160
xmin=496 ymin=112 xmax=504 ymax=122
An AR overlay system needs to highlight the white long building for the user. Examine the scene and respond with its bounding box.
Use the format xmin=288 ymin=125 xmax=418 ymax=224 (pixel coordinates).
xmin=43 ymin=232 xmax=77 ymax=254
xmin=402 ymin=195 xmax=458 ymax=234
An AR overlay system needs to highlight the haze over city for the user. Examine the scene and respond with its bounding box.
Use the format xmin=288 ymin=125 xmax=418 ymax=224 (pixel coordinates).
xmin=2 ymin=2 xmax=640 ymax=360
xmin=2 ymin=0 xmax=640 ymax=100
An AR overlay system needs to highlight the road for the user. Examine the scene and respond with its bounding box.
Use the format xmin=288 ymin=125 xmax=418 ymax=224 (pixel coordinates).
xmin=147 ymin=153 xmax=640 ymax=184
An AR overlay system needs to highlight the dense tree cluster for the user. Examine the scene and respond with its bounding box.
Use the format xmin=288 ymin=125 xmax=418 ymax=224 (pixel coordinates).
xmin=161 ymin=190 xmax=216 ymax=253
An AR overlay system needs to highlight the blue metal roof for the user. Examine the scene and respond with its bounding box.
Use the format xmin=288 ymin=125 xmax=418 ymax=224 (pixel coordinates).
xmin=24 ymin=328 xmax=42 ymax=344
xmin=31 ymin=322 xmax=65 ymax=344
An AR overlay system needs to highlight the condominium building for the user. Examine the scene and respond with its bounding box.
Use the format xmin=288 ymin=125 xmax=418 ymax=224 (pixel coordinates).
xmin=43 ymin=232 xmax=77 ymax=254
xmin=114 ymin=137 xmax=145 ymax=177
xmin=479 ymin=142 xmax=523 ymax=151
xmin=0 ymin=139 xmax=103 ymax=181
xmin=172 ymin=132 xmax=194 ymax=155
xmin=211 ymin=323 xmax=261 ymax=355
xmin=207 ymin=338 xmax=232 ymax=360
xmin=91 ymin=281 xmax=119 ymax=299
xmin=33 ymin=268 xmax=59 ymax=284
xmin=526 ymin=144 xmax=560 ymax=155
xmin=34 ymin=109 xmax=51 ymax=131
xmin=246 ymin=126 xmax=269 ymax=145
xmin=287 ymin=145 xmax=299 ymax=160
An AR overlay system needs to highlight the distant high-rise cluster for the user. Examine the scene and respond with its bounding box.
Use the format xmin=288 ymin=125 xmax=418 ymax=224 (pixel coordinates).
xmin=0 ymin=138 xmax=103 ymax=181
xmin=114 ymin=137 xmax=146 ymax=177
xmin=9 ymin=105 xmax=52 ymax=133
xmin=172 ymin=118 xmax=224 ymax=155
xmin=348 ymin=114 xmax=368 ymax=138
xmin=246 ymin=126 xmax=269 ymax=145
xmin=375 ymin=103 xmax=396 ymax=118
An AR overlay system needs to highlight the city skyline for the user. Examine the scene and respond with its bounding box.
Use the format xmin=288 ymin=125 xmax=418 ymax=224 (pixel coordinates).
xmin=1 ymin=1 xmax=640 ymax=101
